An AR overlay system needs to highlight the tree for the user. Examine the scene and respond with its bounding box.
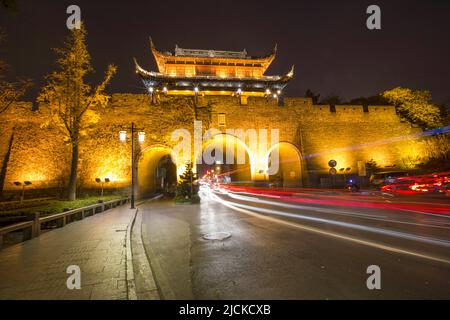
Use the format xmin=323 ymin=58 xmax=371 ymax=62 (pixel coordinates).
xmin=0 ymin=30 xmax=31 ymax=115
xmin=365 ymin=159 xmax=379 ymax=175
xmin=320 ymin=94 xmax=343 ymax=106
xmin=0 ymin=29 xmax=31 ymax=199
xmin=38 ymin=25 xmax=117 ymax=200
xmin=175 ymin=162 xmax=199 ymax=203
xmin=382 ymin=87 xmax=442 ymax=129
xmin=349 ymin=95 xmax=389 ymax=106
xmin=0 ymin=126 xmax=14 ymax=199
xmin=0 ymin=74 xmax=30 ymax=114
xmin=0 ymin=0 xmax=17 ymax=13
xmin=437 ymin=99 xmax=449 ymax=126
xmin=419 ymin=133 xmax=450 ymax=171
xmin=305 ymin=89 xmax=320 ymax=104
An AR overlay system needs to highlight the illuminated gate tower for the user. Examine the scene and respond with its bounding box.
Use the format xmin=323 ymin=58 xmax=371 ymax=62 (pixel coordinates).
xmin=134 ymin=38 xmax=294 ymax=105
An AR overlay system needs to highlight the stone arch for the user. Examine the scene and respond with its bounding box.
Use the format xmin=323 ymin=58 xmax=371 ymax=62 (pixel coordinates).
xmin=137 ymin=144 xmax=179 ymax=199
xmin=196 ymin=133 xmax=255 ymax=183
xmin=265 ymin=142 xmax=303 ymax=187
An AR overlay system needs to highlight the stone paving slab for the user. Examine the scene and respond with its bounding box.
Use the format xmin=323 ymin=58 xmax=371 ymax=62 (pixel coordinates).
xmin=0 ymin=205 xmax=135 ymax=300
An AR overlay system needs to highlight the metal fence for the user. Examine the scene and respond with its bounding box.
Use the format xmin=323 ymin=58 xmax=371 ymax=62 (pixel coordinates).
xmin=0 ymin=198 xmax=130 ymax=250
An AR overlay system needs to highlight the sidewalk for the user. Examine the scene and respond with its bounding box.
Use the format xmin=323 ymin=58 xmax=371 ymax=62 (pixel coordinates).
xmin=0 ymin=205 xmax=136 ymax=300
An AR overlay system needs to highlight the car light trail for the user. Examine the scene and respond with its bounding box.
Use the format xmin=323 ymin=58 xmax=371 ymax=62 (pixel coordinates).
xmin=204 ymin=190 xmax=450 ymax=265
xmin=226 ymin=191 xmax=389 ymax=219
xmin=220 ymin=185 xmax=450 ymax=216
xmin=225 ymin=191 xmax=450 ymax=230
xmin=219 ymin=194 xmax=450 ymax=247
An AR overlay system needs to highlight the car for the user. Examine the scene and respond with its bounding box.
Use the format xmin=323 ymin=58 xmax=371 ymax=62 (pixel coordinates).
xmin=438 ymin=181 xmax=450 ymax=196
xmin=370 ymin=171 xmax=410 ymax=188
xmin=380 ymin=172 xmax=450 ymax=195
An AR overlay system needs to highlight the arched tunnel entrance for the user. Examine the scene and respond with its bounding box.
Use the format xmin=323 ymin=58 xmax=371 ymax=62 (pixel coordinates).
xmin=197 ymin=134 xmax=253 ymax=184
xmin=267 ymin=142 xmax=303 ymax=187
xmin=138 ymin=145 xmax=178 ymax=199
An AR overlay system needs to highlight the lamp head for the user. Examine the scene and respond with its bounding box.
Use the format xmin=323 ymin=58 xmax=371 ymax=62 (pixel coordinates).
xmin=138 ymin=131 xmax=146 ymax=143
xmin=119 ymin=131 xmax=127 ymax=142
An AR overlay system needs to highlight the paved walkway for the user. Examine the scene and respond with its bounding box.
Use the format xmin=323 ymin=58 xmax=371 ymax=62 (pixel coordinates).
xmin=0 ymin=205 xmax=136 ymax=300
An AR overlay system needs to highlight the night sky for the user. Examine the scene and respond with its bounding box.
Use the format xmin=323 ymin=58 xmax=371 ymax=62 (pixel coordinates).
xmin=1 ymin=0 xmax=450 ymax=106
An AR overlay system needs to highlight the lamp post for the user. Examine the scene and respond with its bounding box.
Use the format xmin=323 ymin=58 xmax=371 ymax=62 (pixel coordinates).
xmin=339 ymin=167 xmax=352 ymax=185
xmin=95 ymin=178 xmax=110 ymax=197
xmin=14 ymin=181 xmax=32 ymax=203
xmin=120 ymin=122 xmax=145 ymax=209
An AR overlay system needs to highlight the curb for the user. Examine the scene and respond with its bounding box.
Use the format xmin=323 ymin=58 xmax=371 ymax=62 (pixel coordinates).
xmin=125 ymin=207 xmax=138 ymax=300
xmin=126 ymin=195 xmax=163 ymax=300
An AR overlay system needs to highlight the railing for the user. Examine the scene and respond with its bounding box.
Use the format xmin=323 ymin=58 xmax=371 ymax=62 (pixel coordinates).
xmin=0 ymin=198 xmax=130 ymax=250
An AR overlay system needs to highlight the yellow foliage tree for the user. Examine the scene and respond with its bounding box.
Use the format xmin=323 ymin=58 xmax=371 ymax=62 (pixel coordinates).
xmin=382 ymin=87 xmax=442 ymax=129
xmin=38 ymin=25 xmax=117 ymax=200
xmin=0 ymin=29 xmax=31 ymax=115
xmin=0 ymin=28 xmax=31 ymax=198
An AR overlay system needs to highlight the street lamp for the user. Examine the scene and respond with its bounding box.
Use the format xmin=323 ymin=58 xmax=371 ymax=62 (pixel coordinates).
xmin=14 ymin=181 xmax=32 ymax=203
xmin=119 ymin=122 xmax=145 ymax=209
xmin=95 ymin=178 xmax=110 ymax=197
xmin=138 ymin=131 xmax=146 ymax=143
xmin=339 ymin=167 xmax=352 ymax=184
xmin=119 ymin=131 xmax=127 ymax=142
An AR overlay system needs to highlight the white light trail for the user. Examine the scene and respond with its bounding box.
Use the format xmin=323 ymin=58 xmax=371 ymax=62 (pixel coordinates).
xmin=206 ymin=190 xmax=450 ymax=265
xmin=226 ymin=190 xmax=450 ymax=229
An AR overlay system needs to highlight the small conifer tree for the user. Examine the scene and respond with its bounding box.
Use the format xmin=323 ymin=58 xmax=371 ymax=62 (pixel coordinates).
xmin=175 ymin=162 xmax=200 ymax=203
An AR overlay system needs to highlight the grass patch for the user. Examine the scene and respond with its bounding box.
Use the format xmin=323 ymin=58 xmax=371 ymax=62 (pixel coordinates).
xmin=0 ymin=195 xmax=124 ymax=216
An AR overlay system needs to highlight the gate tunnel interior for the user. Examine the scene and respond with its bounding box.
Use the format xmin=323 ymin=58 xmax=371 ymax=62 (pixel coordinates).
xmin=138 ymin=146 xmax=178 ymax=199
xmin=267 ymin=142 xmax=303 ymax=187
xmin=197 ymin=134 xmax=253 ymax=184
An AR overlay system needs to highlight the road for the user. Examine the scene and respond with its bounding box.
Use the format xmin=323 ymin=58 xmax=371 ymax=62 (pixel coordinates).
xmin=138 ymin=187 xmax=450 ymax=299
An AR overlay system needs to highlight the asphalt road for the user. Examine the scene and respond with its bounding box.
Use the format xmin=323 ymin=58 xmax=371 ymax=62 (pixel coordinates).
xmin=139 ymin=187 xmax=450 ymax=299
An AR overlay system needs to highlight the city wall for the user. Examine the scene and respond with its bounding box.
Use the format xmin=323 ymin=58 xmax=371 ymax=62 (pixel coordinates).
xmin=0 ymin=94 xmax=425 ymax=195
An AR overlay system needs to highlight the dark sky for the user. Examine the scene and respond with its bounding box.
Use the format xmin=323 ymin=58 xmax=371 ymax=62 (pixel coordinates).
xmin=1 ymin=0 xmax=450 ymax=105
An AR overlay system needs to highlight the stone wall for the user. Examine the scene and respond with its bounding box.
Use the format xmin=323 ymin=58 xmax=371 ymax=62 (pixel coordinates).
xmin=0 ymin=93 xmax=425 ymax=194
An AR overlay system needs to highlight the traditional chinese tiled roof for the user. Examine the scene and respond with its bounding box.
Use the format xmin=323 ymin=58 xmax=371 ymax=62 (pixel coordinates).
xmin=134 ymin=38 xmax=294 ymax=97
xmin=173 ymin=45 xmax=248 ymax=59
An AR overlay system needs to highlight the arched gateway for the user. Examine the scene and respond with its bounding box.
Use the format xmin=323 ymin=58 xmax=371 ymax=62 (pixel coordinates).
xmin=138 ymin=145 xmax=178 ymax=199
